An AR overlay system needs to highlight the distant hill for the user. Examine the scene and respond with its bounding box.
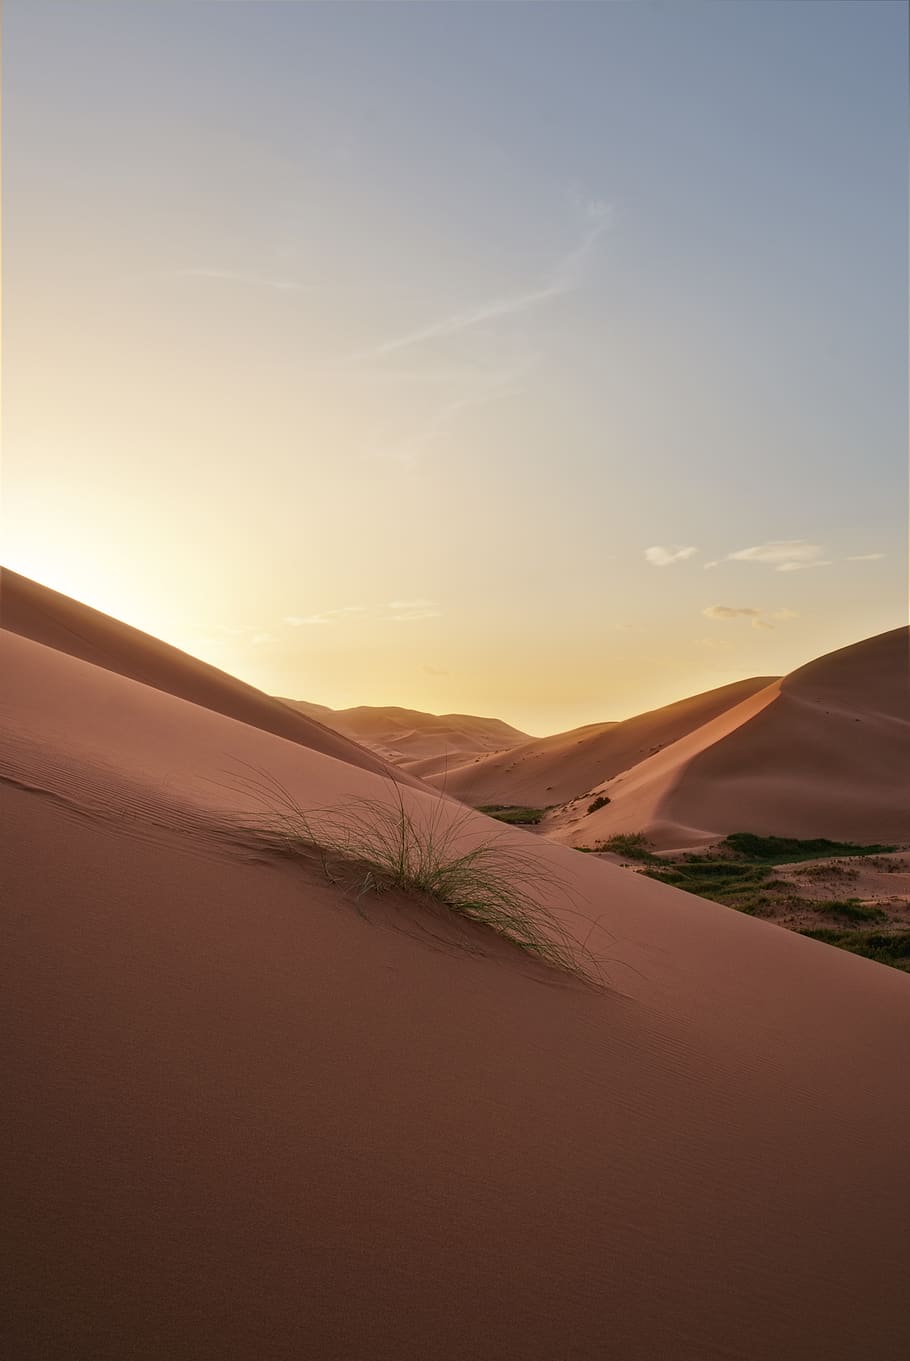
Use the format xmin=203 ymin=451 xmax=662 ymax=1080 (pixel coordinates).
xmin=430 ymin=677 xmax=776 ymax=807
xmin=278 ymin=699 xmax=530 ymax=774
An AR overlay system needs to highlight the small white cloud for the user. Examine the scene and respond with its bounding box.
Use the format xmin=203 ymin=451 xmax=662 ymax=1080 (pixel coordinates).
xmin=776 ymin=560 xmax=832 ymax=572
xmin=285 ymin=606 xmax=367 ymax=626
xmin=729 ymin=539 xmax=820 ymax=564
xmin=703 ymin=560 xmax=719 ymax=570
xmin=284 ymin=601 xmax=441 ymax=626
xmin=172 ymin=267 xmax=305 ymax=293
xmin=847 ymin=553 xmax=885 ymax=562
xmin=387 ymin=608 xmax=441 ymax=622
xmin=645 ymin=545 xmax=698 ymax=567
xmin=728 ymin=540 xmax=830 ymax=572
xmin=386 ymin=599 xmax=442 ymax=621
xmin=702 ymin=605 xmax=762 ymax=620
xmin=703 ymin=604 xmax=798 ymax=630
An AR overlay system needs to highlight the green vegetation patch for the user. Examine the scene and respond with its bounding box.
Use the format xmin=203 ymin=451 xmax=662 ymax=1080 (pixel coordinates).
xmin=593 ymin=827 xmax=905 ymax=971
xmin=478 ymin=804 xmax=546 ymax=826
xmin=799 ymin=930 xmax=910 ymax=971
xmin=794 ymin=862 xmax=860 ymax=882
xmin=641 ymin=855 xmax=781 ymax=914
xmin=587 ymin=795 xmax=611 ymax=814
xmin=595 ymin=832 xmax=660 ymax=862
xmin=811 ymin=899 xmax=888 ymax=924
xmin=721 ymin=833 xmax=896 ymax=864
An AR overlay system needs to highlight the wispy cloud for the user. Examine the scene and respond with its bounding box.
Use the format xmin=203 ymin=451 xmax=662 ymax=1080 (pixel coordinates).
xmin=702 ymin=605 xmax=762 ymax=620
xmin=354 ymin=203 xmax=611 ymax=361
xmin=285 ymin=606 xmax=367 ymax=626
xmin=171 ymin=266 xmax=306 ymax=293
xmin=727 ymin=540 xmax=830 ymax=572
xmin=703 ymin=560 xmax=720 ymax=570
xmin=846 ymin=552 xmax=885 ymax=561
xmin=386 ymin=600 xmax=442 ymax=622
xmin=645 ymin=545 xmax=698 ymax=567
xmin=703 ymin=605 xmax=799 ymax=630
xmin=285 ymin=601 xmax=441 ymax=626
xmin=776 ymin=559 xmax=832 ymax=572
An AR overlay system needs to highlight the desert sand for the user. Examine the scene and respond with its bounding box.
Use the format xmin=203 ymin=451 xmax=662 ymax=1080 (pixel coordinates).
xmin=429 ymin=676 xmax=775 ymax=807
xmin=3 ymin=575 xmax=910 ymax=1360
xmin=549 ymin=628 xmax=910 ymax=850
xmin=281 ymin=697 xmax=529 ymax=776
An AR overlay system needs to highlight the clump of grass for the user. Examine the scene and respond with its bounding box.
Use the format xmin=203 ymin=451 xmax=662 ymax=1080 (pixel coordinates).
xmin=812 ymin=898 xmax=887 ymax=924
xmin=794 ymin=862 xmax=860 ymax=882
xmin=477 ymin=804 xmax=546 ymax=826
xmin=231 ymin=766 xmax=600 ymax=983
xmin=799 ymin=929 xmax=910 ymax=971
xmin=596 ymin=832 xmax=659 ymax=862
xmin=587 ymin=795 xmax=611 ymax=814
xmin=721 ymin=833 xmax=896 ymax=864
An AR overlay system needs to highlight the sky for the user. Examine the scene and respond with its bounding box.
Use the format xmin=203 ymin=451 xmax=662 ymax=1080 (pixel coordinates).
xmin=3 ymin=0 xmax=907 ymax=735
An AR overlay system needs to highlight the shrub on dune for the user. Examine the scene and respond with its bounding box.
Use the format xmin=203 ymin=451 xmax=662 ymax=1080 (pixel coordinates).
xmin=229 ymin=765 xmax=602 ymax=983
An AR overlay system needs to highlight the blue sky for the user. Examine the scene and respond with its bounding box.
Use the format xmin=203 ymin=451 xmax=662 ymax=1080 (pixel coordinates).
xmin=3 ymin=1 xmax=907 ymax=731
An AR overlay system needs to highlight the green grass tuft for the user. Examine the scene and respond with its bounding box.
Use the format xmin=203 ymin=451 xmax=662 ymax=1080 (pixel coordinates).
xmin=596 ymin=832 xmax=659 ymax=862
xmin=587 ymin=795 xmax=611 ymax=814
xmin=230 ymin=767 xmax=600 ymax=982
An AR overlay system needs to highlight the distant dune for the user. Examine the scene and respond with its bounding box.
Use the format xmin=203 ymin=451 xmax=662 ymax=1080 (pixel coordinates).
xmin=549 ymin=627 xmax=910 ymax=849
xmin=280 ymin=697 xmax=529 ymax=775
xmin=3 ymin=575 xmax=910 ymax=1359
xmin=432 ymin=676 xmax=775 ymax=807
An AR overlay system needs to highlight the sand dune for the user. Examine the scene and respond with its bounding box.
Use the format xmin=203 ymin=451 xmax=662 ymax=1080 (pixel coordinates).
xmin=281 ymin=697 xmax=529 ymax=774
xmin=549 ymin=627 xmax=910 ymax=849
xmin=3 ymin=589 xmax=910 ymax=1359
xmin=1 ymin=568 xmax=406 ymax=783
xmin=433 ymin=676 xmax=775 ymax=807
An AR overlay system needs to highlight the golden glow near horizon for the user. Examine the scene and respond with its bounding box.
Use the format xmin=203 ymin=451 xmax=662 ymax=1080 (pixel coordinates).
xmin=2 ymin=3 xmax=906 ymax=735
